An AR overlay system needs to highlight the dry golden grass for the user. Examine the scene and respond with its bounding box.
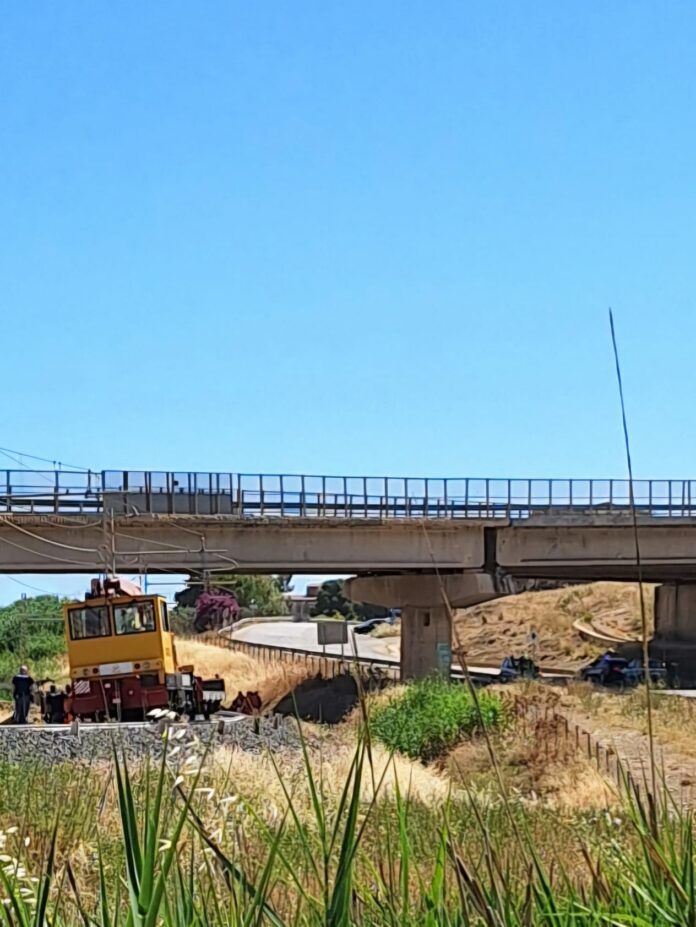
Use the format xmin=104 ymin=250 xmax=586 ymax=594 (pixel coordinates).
xmin=454 ymin=582 xmax=654 ymax=668
xmin=175 ymin=639 xmax=316 ymax=708
xmin=370 ymin=622 xmax=400 ymax=639
xmin=447 ymin=714 xmax=616 ymax=810
xmin=213 ymin=738 xmax=449 ymax=808
xmin=558 ymin=682 xmax=696 ymax=764
xmin=358 ymin=583 xmax=653 ymax=669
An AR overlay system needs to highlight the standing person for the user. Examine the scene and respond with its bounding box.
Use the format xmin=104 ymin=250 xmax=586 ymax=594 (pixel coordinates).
xmin=64 ymin=683 xmax=74 ymax=723
xmin=45 ymin=684 xmax=66 ymax=724
xmin=12 ymin=665 xmax=34 ymax=725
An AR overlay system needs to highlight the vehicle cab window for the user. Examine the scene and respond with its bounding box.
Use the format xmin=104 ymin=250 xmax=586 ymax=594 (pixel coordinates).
xmin=69 ymin=606 xmax=111 ymax=640
xmin=114 ymin=601 xmax=156 ymax=635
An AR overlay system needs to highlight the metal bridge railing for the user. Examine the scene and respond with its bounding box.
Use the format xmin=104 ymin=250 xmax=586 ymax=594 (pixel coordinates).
xmin=1 ymin=470 xmax=696 ymax=518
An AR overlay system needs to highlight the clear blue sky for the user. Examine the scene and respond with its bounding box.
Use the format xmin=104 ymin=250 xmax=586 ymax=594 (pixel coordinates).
xmin=2 ymin=2 xmax=696 ymax=602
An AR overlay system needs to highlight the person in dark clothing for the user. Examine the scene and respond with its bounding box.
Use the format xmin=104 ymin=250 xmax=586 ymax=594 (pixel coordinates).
xmin=12 ymin=665 xmax=34 ymax=724
xmin=45 ymin=684 xmax=66 ymax=724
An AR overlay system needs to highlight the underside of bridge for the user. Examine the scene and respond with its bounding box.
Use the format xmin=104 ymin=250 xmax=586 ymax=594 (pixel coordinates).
xmin=347 ymin=574 xmax=696 ymax=684
xmin=651 ymin=583 xmax=696 ymax=682
xmin=7 ymin=510 xmax=696 ymax=681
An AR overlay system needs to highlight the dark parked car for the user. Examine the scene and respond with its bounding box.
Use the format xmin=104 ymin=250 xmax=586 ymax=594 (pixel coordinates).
xmin=579 ymin=652 xmax=675 ymax=688
xmin=499 ymin=655 xmax=540 ymax=683
xmin=353 ymin=617 xmax=388 ymax=635
xmin=621 ymin=658 xmax=671 ymax=688
xmin=579 ymin=653 xmax=628 ymax=686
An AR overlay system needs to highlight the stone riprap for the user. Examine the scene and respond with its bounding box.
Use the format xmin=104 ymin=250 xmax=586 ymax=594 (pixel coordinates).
xmin=0 ymin=716 xmax=304 ymax=765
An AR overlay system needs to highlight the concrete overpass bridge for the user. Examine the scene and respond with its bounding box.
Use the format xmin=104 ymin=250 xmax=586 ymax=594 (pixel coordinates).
xmin=4 ymin=469 xmax=696 ymax=678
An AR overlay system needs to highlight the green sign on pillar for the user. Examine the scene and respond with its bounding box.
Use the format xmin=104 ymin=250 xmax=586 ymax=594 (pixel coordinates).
xmin=436 ymin=642 xmax=451 ymax=675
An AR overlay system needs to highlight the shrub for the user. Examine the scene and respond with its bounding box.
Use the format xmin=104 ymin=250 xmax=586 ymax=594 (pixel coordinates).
xmin=370 ymin=676 xmax=506 ymax=762
xmin=0 ymin=595 xmax=66 ymax=685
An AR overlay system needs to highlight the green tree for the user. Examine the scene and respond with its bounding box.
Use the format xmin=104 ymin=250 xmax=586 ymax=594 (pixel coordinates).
xmin=168 ymin=605 xmax=196 ymax=635
xmin=0 ymin=595 xmax=66 ymax=683
xmin=174 ymin=575 xmax=288 ymax=618
xmin=310 ymin=579 xmax=389 ymax=621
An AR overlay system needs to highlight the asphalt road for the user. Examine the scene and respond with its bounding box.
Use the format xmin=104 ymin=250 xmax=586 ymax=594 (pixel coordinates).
xmin=230 ymin=620 xmax=502 ymax=677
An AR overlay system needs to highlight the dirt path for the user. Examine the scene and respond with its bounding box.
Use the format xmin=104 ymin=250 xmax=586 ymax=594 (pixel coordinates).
xmin=559 ymin=704 xmax=696 ymax=807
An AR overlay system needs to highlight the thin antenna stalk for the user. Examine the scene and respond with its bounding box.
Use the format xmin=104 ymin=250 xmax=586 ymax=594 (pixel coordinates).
xmin=609 ymin=309 xmax=657 ymax=802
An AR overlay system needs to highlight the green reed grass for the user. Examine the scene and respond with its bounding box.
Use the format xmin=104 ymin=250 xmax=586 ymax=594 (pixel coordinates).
xmin=0 ymin=718 xmax=693 ymax=924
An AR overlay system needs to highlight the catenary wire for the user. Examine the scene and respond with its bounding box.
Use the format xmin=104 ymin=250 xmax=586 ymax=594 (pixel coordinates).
xmin=0 ymin=446 xmax=91 ymax=472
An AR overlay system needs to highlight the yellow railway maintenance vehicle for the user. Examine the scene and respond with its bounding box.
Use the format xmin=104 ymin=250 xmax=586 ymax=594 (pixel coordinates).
xmin=63 ymin=577 xmax=225 ymax=721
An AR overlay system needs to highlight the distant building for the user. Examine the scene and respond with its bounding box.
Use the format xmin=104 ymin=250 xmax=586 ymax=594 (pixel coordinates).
xmin=283 ymin=592 xmax=317 ymax=622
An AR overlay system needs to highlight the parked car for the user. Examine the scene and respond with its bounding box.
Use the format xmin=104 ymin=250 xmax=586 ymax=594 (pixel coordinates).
xmin=499 ymin=655 xmax=540 ymax=683
xmin=353 ymin=617 xmax=388 ymax=635
xmin=579 ymin=652 xmax=676 ymax=688
xmin=621 ymin=658 xmax=671 ymax=688
xmin=579 ymin=652 xmax=628 ymax=686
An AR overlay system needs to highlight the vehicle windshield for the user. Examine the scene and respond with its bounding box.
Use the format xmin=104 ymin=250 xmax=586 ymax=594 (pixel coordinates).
xmin=69 ymin=606 xmax=111 ymax=640
xmin=114 ymin=601 xmax=156 ymax=635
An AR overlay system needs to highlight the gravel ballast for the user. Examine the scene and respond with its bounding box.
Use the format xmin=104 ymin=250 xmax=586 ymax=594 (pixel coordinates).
xmin=0 ymin=716 xmax=305 ymax=764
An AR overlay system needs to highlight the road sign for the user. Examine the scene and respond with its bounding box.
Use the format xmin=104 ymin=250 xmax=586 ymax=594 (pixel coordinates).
xmin=316 ymin=621 xmax=348 ymax=646
xmin=436 ymin=642 xmax=452 ymax=674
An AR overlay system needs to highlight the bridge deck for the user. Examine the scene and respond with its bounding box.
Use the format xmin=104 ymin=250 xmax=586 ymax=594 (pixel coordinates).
xmin=2 ymin=470 xmax=696 ymax=519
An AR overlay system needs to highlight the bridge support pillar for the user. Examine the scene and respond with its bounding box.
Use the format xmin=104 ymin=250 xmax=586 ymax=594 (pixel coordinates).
xmin=344 ymin=573 xmax=502 ymax=681
xmin=652 ymin=583 xmax=696 ymax=681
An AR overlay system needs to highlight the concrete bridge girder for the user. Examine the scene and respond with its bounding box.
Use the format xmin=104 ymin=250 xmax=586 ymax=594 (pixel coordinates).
xmin=7 ymin=515 xmax=696 ymax=580
xmin=496 ymin=523 xmax=696 ymax=582
xmin=344 ymin=573 xmax=502 ymax=609
xmin=0 ymin=516 xmax=491 ymax=574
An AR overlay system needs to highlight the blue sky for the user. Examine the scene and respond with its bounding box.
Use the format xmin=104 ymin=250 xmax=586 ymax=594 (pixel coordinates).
xmin=2 ymin=2 xmax=696 ymax=602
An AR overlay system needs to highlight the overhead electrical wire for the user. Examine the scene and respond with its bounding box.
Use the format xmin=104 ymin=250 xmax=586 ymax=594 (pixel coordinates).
xmin=0 ymin=446 xmax=92 ymax=472
xmin=0 ymin=516 xmax=228 ymax=569
xmin=0 ymin=516 xmax=102 ymax=554
xmin=0 ymin=491 xmax=242 ymax=580
xmin=0 ymin=533 xmax=102 ymax=567
xmin=4 ymin=576 xmax=55 ymax=595
xmin=0 ymin=451 xmax=60 ymax=485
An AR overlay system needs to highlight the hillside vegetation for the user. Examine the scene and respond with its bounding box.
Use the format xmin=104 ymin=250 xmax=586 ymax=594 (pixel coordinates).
xmin=0 ymin=595 xmax=66 ymax=689
xmin=454 ymin=581 xmax=653 ymax=668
